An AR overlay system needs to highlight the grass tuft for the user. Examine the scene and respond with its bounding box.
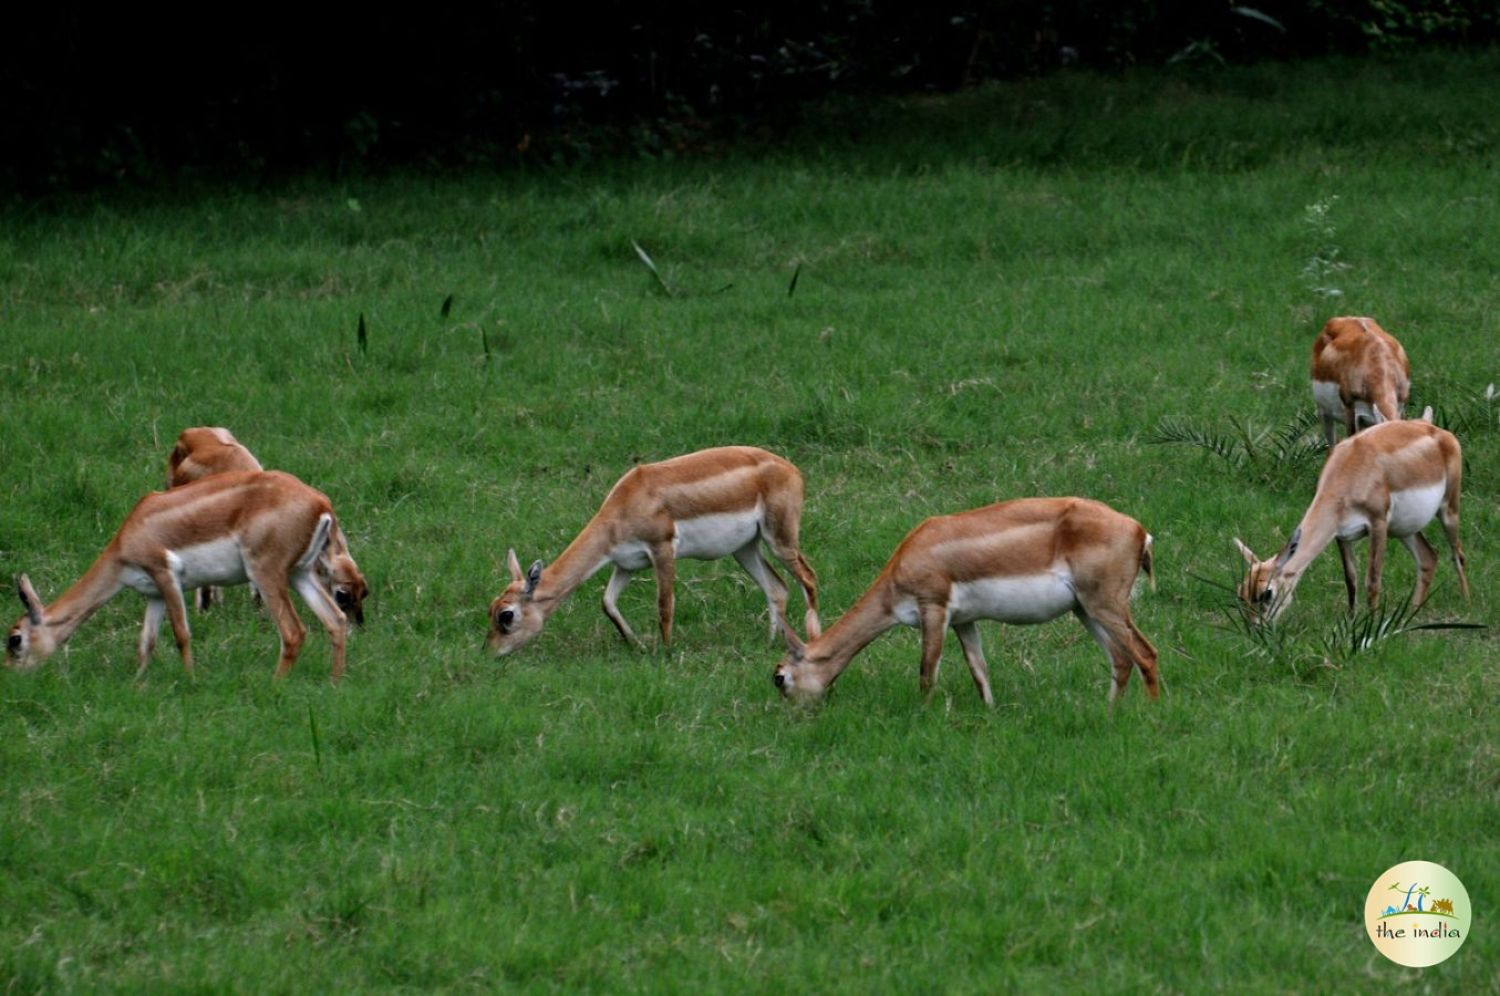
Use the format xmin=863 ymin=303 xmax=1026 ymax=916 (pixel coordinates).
xmin=1148 ymin=410 xmax=1323 ymax=476
xmin=1220 ymin=578 xmax=1485 ymax=676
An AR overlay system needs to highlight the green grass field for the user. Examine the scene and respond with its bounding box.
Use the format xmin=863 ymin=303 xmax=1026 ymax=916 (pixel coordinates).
xmin=3 ymin=50 xmax=1498 ymax=991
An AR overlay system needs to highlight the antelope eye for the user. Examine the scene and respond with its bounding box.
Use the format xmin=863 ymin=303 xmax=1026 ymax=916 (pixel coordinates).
xmin=1257 ymin=589 xmax=1274 ymax=605
xmin=496 ymin=608 xmax=516 ymax=631
xmin=334 ymin=588 xmax=354 ymax=609
xmin=6 ymin=633 xmax=21 ymax=654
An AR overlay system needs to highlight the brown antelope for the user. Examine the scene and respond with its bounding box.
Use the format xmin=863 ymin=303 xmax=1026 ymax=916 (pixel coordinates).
xmin=771 ymin=498 xmax=1159 ymax=706
xmin=488 ymin=446 xmax=820 ymax=656
xmin=6 ymin=471 xmax=357 ymax=681
xmin=1310 ymin=316 xmax=1411 ymax=447
xmin=167 ymin=427 xmax=263 ymax=610
xmin=168 ymin=426 xmax=264 ymax=487
xmin=166 ymin=427 xmax=366 ymax=622
xmin=1233 ymin=419 xmax=1468 ymax=625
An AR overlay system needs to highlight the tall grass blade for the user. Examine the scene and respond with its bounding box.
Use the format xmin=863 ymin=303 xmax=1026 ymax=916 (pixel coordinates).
xmin=1231 ymin=7 xmax=1287 ymax=32
xmin=788 ymin=262 xmax=803 ymax=297
xmin=440 ymin=294 xmax=454 ymax=319
xmin=308 ymin=703 xmax=323 ymax=772
xmin=357 ymin=313 xmax=368 ymax=355
xmin=630 ymin=240 xmax=675 ymax=297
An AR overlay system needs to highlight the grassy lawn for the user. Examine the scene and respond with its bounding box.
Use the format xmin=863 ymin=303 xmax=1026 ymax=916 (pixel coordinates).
xmin=2 ymin=50 xmax=1497 ymax=991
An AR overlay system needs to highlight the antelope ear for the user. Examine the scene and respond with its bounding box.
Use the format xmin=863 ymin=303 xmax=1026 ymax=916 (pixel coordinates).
xmin=506 ymin=548 xmax=523 ymax=583
xmin=524 ymin=560 xmax=543 ymax=599
xmin=1420 ymin=405 xmax=1434 ymax=423
xmin=779 ymin=618 xmax=805 ymax=659
xmin=1274 ymin=528 xmax=1301 ymax=569
xmin=1232 ymin=538 xmax=1258 ymax=566
xmin=17 ymin=574 xmax=43 ymax=626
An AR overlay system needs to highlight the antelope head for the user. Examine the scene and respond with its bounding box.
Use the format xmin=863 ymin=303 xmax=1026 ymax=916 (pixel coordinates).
xmin=1233 ymin=530 xmax=1300 ymax=625
xmin=487 ymin=549 xmax=545 ymax=656
xmin=6 ymin=575 xmax=54 ymax=669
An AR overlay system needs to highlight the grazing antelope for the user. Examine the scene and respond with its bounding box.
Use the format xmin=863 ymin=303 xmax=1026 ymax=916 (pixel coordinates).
xmin=1310 ymin=316 xmax=1411 ymax=447
xmin=168 ymin=426 xmax=264 ymax=488
xmin=6 ymin=471 xmax=357 ymax=681
xmin=1233 ymin=419 xmax=1468 ymax=625
xmin=165 ymin=426 xmax=367 ymax=622
xmin=167 ymin=427 xmax=263 ymax=610
xmin=771 ymin=498 xmax=1159 ymax=707
xmin=488 ymin=446 xmax=820 ymax=656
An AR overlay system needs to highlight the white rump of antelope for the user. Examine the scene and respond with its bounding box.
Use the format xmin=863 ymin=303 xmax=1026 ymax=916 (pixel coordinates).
xmin=772 ymin=497 xmax=1159 ymax=706
xmin=488 ymin=446 xmax=819 ymax=656
xmin=6 ymin=470 xmax=366 ymax=681
xmin=1310 ymin=316 xmax=1411 ymax=447
xmin=1234 ymin=419 xmax=1468 ymax=624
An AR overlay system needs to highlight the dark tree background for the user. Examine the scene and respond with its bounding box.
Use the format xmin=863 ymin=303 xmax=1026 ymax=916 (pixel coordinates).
xmin=5 ymin=2 xmax=1496 ymax=192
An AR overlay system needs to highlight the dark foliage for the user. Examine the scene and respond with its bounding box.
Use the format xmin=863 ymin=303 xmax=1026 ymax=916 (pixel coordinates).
xmin=5 ymin=3 xmax=1498 ymax=192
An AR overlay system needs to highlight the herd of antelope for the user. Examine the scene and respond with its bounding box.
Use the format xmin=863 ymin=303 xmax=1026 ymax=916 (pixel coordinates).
xmin=4 ymin=316 xmax=1472 ymax=705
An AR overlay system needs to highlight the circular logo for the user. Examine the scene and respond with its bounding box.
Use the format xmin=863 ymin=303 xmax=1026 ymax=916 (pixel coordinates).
xmin=1364 ymin=861 xmax=1471 ymax=967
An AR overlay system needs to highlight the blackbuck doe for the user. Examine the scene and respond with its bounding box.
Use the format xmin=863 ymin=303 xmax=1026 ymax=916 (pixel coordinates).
xmin=168 ymin=426 xmax=263 ymax=487
xmin=1310 ymin=316 xmax=1411 ymax=447
xmin=167 ymin=427 xmax=263 ymax=610
xmin=488 ymin=446 xmax=820 ymax=656
xmin=166 ymin=427 xmax=366 ymax=622
xmin=772 ymin=497 xmax=1159 ymax=706
xmin=1233 ymin=419 xmax=1468 ymax=625
xmin=7 ymin=471 xmax=360 ymax=681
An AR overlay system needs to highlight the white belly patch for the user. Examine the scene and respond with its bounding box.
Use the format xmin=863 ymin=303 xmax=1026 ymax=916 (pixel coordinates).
xmin=1311 ymin=380 xmax=1344 ymax=417
xmin=672 ymin=509 xmax=762 ymax=560
xmin=609 ymin=540 xmax=653 ymax=571
xmin=949 ymin=573 xmax=1078 ymax=625
xmin=1388 ymin=482 xmax=1445 ymax=536
xmin=121 ymin=538 xmax=249 ymax=595
xmin=1336 ymin=514 xmax=1370 ymax=542
xmin=1338 ymin=482 xmax=1446 ymax=540
xmin=171 ymin=538 xmax=249 ymax=589
xmin=1313 ymin=381 xmax=1382 ymax=426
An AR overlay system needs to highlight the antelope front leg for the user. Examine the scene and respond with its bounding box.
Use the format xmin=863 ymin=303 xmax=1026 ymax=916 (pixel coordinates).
xmin=648 ymin=542 xmax=677 ymax=647
xmin=147 ymin=567 xmax=194 ymax=674
xmin=255 ymin=576 xmax=307 ymax=679
xmin=952 ymin=621 xmax=994 ymax=707
xmin=293 ymin=573 xmax=348 ymax=683
xmin=1320 ymin=412 xmax=1339 ymax=448
xmin=136 ymin=598 xmax=167 ymax=679
xmin=917 ymin=601 xmax=949 ymax=699
xmin=1365 ymin=517 xmax=1389 ymax=609
xmin=601 ymin=564 xmax=643 ymax=649
xmin=1335 ymin=538 xmax=1359 ymax=611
